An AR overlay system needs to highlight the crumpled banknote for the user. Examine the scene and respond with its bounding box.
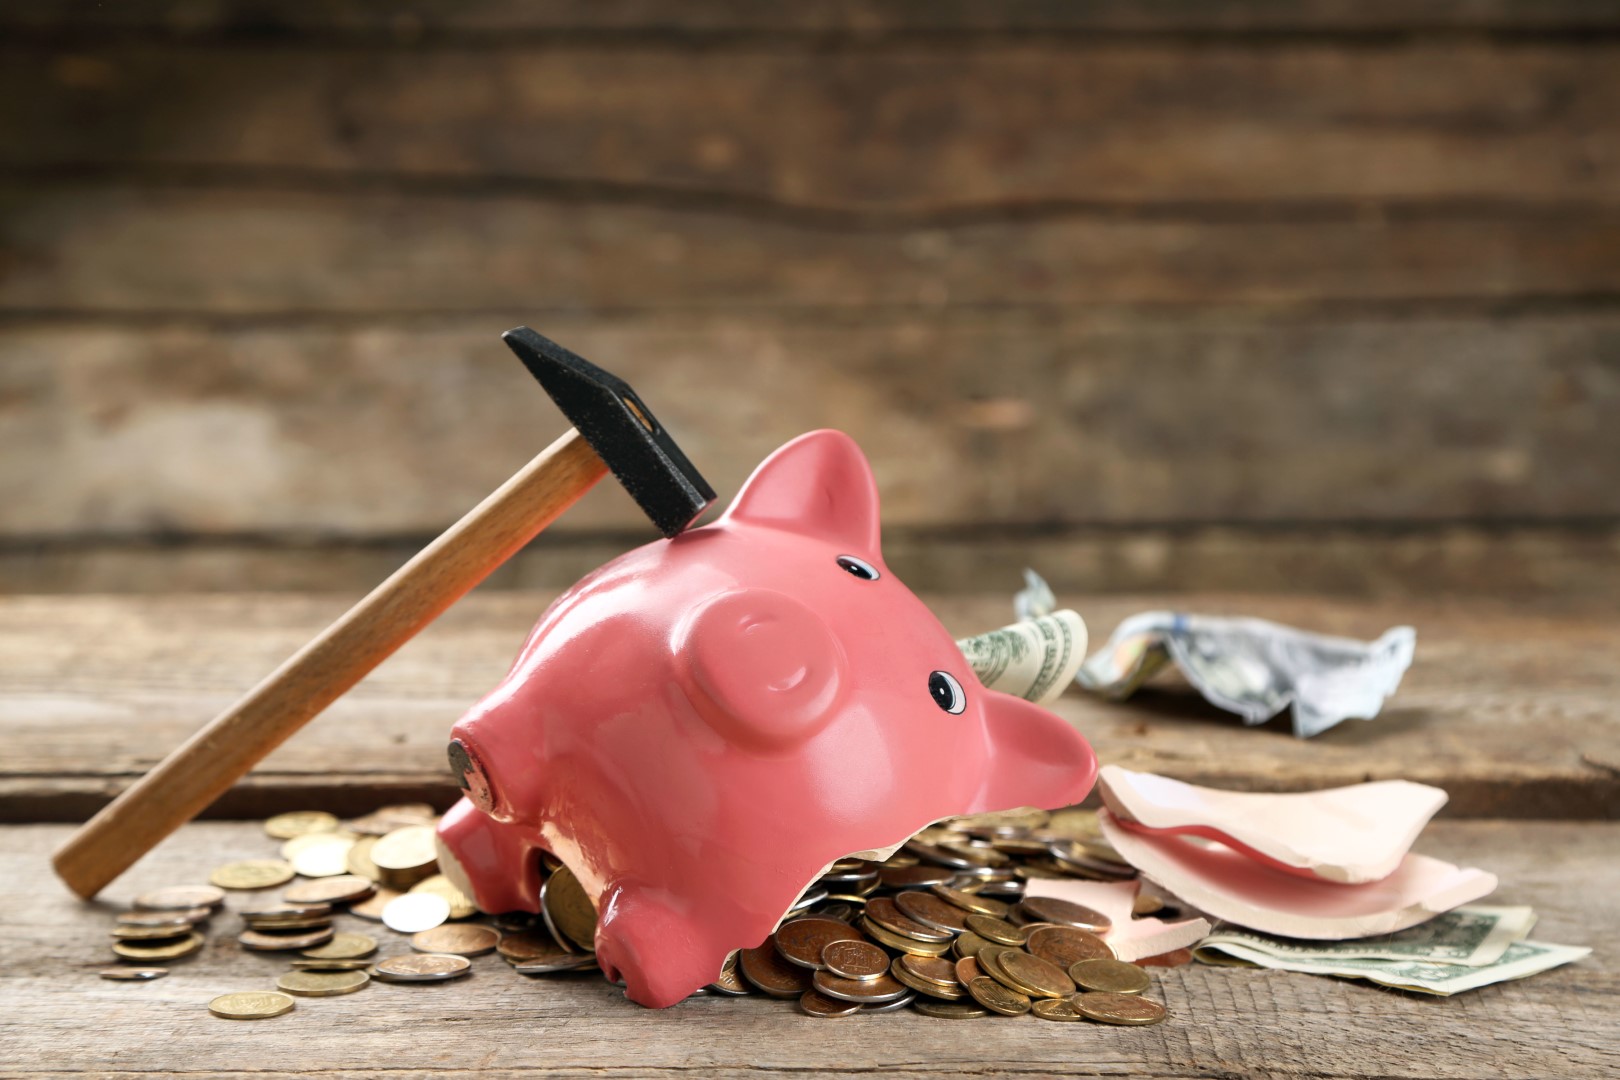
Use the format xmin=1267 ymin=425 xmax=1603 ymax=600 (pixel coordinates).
xmin=1015 ymin=571 xmax=1415 ymax=738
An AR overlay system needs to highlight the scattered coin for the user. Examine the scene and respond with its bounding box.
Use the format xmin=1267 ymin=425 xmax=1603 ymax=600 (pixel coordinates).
xmin=382 ymin=893 xmax=451 ymax=934
xmin=1073 ymin=991 xmax=1168 ymax=1026
xmin=800 ymin=989 xmax=863 ymax=1017
xmin=821 ymin=939 xmax=889 ymax=981
xmin=109 ymin=921 xmax=193 ymax=941
xmin=133 ymin=885 xmax=225 ymax=911
xmin=774 ymin=917 xmax=862 ymax=970
xmin=410 ymin=874 xmax=477 ymax=920
xmin=512 ymin=953 xmax=599 ymax=975
xmin=541 ymin=867 xmax=598 ymax=952
xmin=208 ymin=991 xmax=296 ymax=1020
xmin=112 ymin=933 xmax=204 ymax=961
xmin=291 ymin=836 xmax=356 ymax=879
xmin=99 ymin=967 xmax=167 ymax=981
xmin=1027 ymin=925 xmax=1114 ymax=968
xmin=290 ymin=958 xmax=374 ymax=971
xmin=1031 ymin=996 xmax=1087 ymax=1022
xmin=264 ymin=811 xmax=340 ymax=840
xmin=997 ymin=950 xmax=1077 ymax=999
xmin=912 ymin=999 xmax=990 ymax=1019
xmin=1069 ymin=958 xmax=1152 ymax=995
xmin=739 ymin=944 xmax=813 ymax=998
xmin=968 ymin=975 xmax=1031 ymax=1016
xmin=284 ymin=875 xmax=375 ymax=906
xmin=348 ymin=887 xmax=402 ymax=921
xmin=301 ymin=932 xmax=378 ymax=960
xmin=412 ymin=924 xmax=500 ymax=957
xmin=1014 ymin=896 xmax=1111 ymax=934
xmin=370 ymin=826 xmax=439 ymax=888
xmin=119 ymin=908 xmax=212 ymax=927
xmin=811 ymin=969 xmax=911 ymax=1005
xmin=239 ymin=926 xmax=335 ymax=952
xmin=963 ymin=913 xmax=1027 ymax=946
xmin=499 ymin=932 xmax=570 ymax=964
xmin=894 ymin=890 xmax=970 ymax=934
xmin=346 ymin=836 xmax=382 ymax=881
xmin=372 ymin=953 xmax=472 ymax=983
xmin=210 ymin=859 xmax=295 ymax=891
xmin=276 ymin=969 xmax=371 ymax=997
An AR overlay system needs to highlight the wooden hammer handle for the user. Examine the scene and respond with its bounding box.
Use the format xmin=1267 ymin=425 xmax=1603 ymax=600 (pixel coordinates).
xmin=53 ymin=428 xmax=607 ymax=899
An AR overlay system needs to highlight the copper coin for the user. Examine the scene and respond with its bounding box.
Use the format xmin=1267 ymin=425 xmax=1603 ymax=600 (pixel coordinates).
xmin=133 ymin=885 xmax=225 ymax=911
xmin=498 ymin=932 xmax=570 ymax=964
xmin=109 ymin=922 xmax=192 ymax=941
xmin=1031 ymin=996 xmax=1087 ymax=1022
xmin=860 ymin=917 xmax=952 ymax=957
xmin=1069 ymin=958 xmax=1152 ymax=995
xmin=739 ymin=944 xmax=813 ymax=998
xmin=1138 ymin=947 xmax=1193 ymax=968
xmin=899 ymin=954 xmax=959 ymax=990
xmin=894 ymin=891 xmax=969 ymax=934
xmin=708 ymin=951 xmax=750 ymax=995
xmin=1027 ymin=925 xmax=1114 ymax=967
xmin=912 ymin=999 xmax=990 ymax=1019
xmin=773 ymin=917 xmax=862 ymax=970
xmin=929 ymin=884 xmax=1010 ymax=919
xmin=877 ymin=865 xmax=955 ymax=889
xmin=1014 ymin=897 xmax=1111 ymax=933
xmin=799 ymin=989 xmax=862 ymax=1017
xmin=242 ymin=902 xmax=333 ymax=919
xmin=348 ymin=887 xmax=402 ymax=921
xmin=974 ymin=944 xmax=1017 ymax=990
xmin=811 ymin=968 xmax=911 ymax=1005
xmin=968 ymin=975 xmax=1031 ymax=1017
xmin=238 ymin=926 xmax=335 ymax=952
xmin=412 ymin=924 xmax=500 ymax=957
xmin=890 ymin=958 xmax=963 ymax=1000
xmin=821 ymin=939 xmax=889 ymax=981
xmin=284 ymin=875 xmax=376 ymax=905
xmin=997 ymin=949 xmax=1076 ymax=998
xmin=963 ymin=913 xmax=1027 ymax=946
xmin=954 ymin=956 xmax=982 ymax=985
xmin=372 ymin=953 xmax=472 ymax=982
xmin=953 ymin=931 xmax=989 ymax=959
xmin=865 ymin=897 xmax=952 ymax=943
xmin=300 ymin=932 xmax=378 ymax=960
xmin=1073 ymin=991 xmax=1168 ymax=1026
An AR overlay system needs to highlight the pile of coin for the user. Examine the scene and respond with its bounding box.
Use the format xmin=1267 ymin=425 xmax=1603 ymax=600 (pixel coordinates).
xmin=99 ymin=884 xmax=225 ymax=980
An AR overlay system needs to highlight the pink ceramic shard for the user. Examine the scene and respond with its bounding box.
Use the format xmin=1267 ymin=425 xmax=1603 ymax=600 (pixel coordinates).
xmin=1022 ymin=877 xmax=1210 ymax=963
xmin=434 ymin=430 xmax=1098 ymax=1007
xmin=1098 ymin=765 xmax=1448 ymax=884
xmin=1099 ymin=810 xmax=1496 ymax=940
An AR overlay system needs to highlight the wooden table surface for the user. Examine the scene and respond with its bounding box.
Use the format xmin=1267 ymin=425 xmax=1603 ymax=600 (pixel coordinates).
xmin=1 ymin=591 xmax=1616 ymax=1077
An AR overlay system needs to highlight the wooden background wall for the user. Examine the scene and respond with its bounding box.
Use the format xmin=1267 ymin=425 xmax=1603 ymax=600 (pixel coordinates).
xmin=3 ymin=1 xmax=1618 ymax=598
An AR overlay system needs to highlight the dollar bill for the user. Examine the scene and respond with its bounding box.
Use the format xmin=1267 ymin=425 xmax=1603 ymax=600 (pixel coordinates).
xmin=1197 ymin=905 xmax=1537 ymax=968
xmin=1194 ymin=937 xmax=1590 ymax=997
xmin=957 ymin=610 xmax=1087 ymax=706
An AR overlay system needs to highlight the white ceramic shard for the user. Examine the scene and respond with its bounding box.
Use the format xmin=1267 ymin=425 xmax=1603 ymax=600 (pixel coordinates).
xmin=1097 ymin=765 xmax=1448 ymax=884
xmin=1022 ymin=877 xmax=1211 ymax=963
xmin=1099 ymin=810 xmax=1496 ymax=940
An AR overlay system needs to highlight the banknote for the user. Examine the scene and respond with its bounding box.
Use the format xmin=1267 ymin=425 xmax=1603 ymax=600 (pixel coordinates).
xmin=1194 ymin=937 xmax=1589 ymax=996
xmin=957 ymin=610 xmax=1087 ymax=706
xmin=1197 ymin=905 xmax=1537 ymax=968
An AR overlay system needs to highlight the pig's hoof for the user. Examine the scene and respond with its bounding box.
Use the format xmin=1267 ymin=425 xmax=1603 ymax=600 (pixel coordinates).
xmin=596 ymin=885 xmax=718 ymax=1009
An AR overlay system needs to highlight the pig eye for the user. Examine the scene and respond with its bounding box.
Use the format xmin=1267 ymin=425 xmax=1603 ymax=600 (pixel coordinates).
xmin=929 ymin=671 xmax=966 ymax=714
xmin=836 ymin=555 xmax=880 ymax=581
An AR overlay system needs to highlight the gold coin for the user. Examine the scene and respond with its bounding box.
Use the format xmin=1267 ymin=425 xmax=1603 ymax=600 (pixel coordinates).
xmin=859 ymin=917 xmax=952 ymax=957
xmin=821 ymin=939 xmax=889 ymax=981
xmin=119 ymin=908 xmax=212 ymax=927
xmin=346 ymin=835 xmax=382 ymax=881
xmin=290 ymin=836 xmax=357 ymax=879
xmin=112 ymin=932 xmax=204 ymax=961
xmin=382 ymin=893 xmax=450 ymax=934
xmin=412 ymin=924 xmax=499 ymax=957
xmin=1014 ymin=897 xmax=1112 ymax=934
xmin=264 ymin=811 xmax=340 ymax=840
xmin=968 ymin=975 xmax=1031 ymax=1016
xmin=280 ymin=831 xmax=350 ymax=861
xmin=238 ymin=926 xmax=335 ymax=952
xmin=1073 ymin=991 xmax=1168 ymax=1025
xmin=955 ymin=956 xmax=982 ymax=985
xmin=370 ymin=825 xmax=439 ymax=887
xmin=898 ymin=954 xmax=959 ymax=991
xmin=276 ymin=969 xmax=370 ymax=997
xmin=929 ymin=884 xmax=1010 ymax=919
xmin=1031 ymin=996 xmax=1087 ymax=1022
xmin=953 ymin=931 xmax=989 ymax=959
xmin=799 ymin=988 xmax=863 ymax=1017
xmin=284 ymin=875 xmax=375 ymax=906
xmin=208 ymin=991 xmax=295 ymax=1019
xmin=348 ymin=887 xmax=402 ymax=921
xmin=99 ymin=967 xmax=167 ymax=980
xmin=1133 ymin=893 xmax=1165 ymax=917
xmin=300 ymin=932 xmax=377 ymax=960
xmin=410 ymin=874 xmax=477 ymax=920
xmin=997 ymin=950 xmax=1077 ymax=999
xmin=375 ymin=953 xmax=474 ymax=983
xmin=110 ymin=921 xmax=192 ymax=941
xmin=1069 ymin=958 xmax=1152 ymax=995
xmin=963 ymin=913 xmax=1027 ymax=946
xmin=890 ymin=957 xmax=963 ymax=1001
xmin=912 ymin=999 xmax=990 ymax=1019
xmin=290 ymin=958 xmax=373 ymax=971
xmin=1027 ymin=925 xmax=1114 ymax=968
xmin=133 ymin=885 xmax=225 ymax=911
xmin=210 ymin=859 xmax=295 ymax=890
xmin=774 ymin=917 xmax=862 ymax=970
xmin=541 ymin=867 xmax=598 ymax=952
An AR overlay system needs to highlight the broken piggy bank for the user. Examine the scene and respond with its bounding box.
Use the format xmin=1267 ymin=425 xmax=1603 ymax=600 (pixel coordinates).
xmin=435 ymin=429 xmax=1098 ymax=1007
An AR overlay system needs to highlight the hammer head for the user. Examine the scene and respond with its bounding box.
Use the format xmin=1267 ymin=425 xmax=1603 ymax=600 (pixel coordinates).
xmin=504 ymin=327 xmax=716 ymax=538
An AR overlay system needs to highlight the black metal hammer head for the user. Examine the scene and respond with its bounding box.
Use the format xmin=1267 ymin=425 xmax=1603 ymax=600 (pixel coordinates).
xmin=503 ymin=327 xmax=716 ymax=538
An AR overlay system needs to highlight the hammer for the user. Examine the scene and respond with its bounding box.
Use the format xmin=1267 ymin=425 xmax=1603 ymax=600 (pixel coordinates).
xmin=53 ymin=329 xmax=715 ymax=899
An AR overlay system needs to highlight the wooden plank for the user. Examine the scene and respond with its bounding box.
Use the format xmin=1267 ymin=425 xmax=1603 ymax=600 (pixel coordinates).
xmin=3 ymin=819 xmax=1612 ymax=1078
xmin=2 ymin=592 xmax=1616 ymax=821
xmin=3 ymin=42 xmax=1616 ymax=209
xmin=7 ymin=184 xmax=1620 ymax=315
xmin=3 ymin=314 xmax=1619 ymax=538
xmin=5 ymin=0 xmax=1619 ymax=38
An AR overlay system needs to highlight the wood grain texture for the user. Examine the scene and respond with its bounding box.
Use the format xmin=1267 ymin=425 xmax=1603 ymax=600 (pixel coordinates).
xmin=4 ymin=315 xmax=1617 ymax=537
xmin=3 ymin=592 xmax=1617 ymax=821
xmin=3 ymin=41 xmax=1616 ymax=209
xmin=7 ymin=184 xmax=1620 ymax=315
xmin=2 ymin=819 xmax=1613 ymax=1078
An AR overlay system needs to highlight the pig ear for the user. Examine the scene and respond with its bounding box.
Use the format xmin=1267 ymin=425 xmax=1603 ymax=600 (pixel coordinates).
xmin=722 ymin=430 xmax=881 ymax=555
xmin=971 ymin=690 xmax=1098 ymax=813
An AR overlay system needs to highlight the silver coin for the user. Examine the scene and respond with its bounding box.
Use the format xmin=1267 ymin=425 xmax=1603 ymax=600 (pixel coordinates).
xmin=371 ymin=953 xmax=472 ymax=983
xmin=860 ymin=990 xmax=918 ymax=1013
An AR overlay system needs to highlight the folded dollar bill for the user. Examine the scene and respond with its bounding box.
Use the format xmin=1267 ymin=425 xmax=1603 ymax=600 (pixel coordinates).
xmin=956 ymin=611 xmax=1087 ymax=706
xmin=1196 ymin=910 xmax=1589 ymax=996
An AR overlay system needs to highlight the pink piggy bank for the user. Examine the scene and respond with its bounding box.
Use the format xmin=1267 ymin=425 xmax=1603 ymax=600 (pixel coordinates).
xmin=436 ymin=429 xmax=1097 ymax=1007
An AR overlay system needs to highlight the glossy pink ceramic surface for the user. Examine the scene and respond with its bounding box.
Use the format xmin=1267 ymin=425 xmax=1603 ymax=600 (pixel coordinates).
xmin=435 ymin=430 xmax=1097 ymax=1007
